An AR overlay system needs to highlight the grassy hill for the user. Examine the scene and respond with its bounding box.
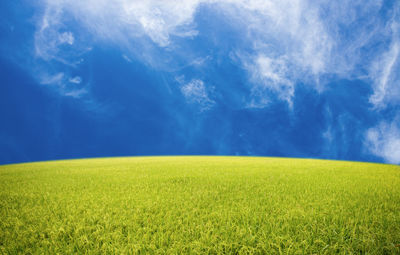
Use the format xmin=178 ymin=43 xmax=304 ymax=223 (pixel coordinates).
xmin=0 ymin=156 xmax=399 ymax=254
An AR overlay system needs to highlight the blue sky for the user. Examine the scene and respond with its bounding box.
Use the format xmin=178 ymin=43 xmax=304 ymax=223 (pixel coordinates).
xmin=1 ymin=0 xmax=400 ymax=165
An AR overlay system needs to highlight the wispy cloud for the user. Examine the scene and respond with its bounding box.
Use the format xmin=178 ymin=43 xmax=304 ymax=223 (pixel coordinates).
xmin=226 ymin=0 xmax=333 ymax=106
xmin=34 ymin=5 xmax=87 ymax=64
xmin=35 ymin=0 xmax=202 ymax=50
xmin=69 ymin=76 xmax=82 ymax=84
xmin=180 ymin=79 xmax=215 ymax=111
xmin=39 ymin=72 xmax=64 ymax=85
xmin=365 ymin=118 xmax=400 ymax=164
xmin=122 ymin=54 xmax=132 ymax=63
xmin=229 ymin=0 xmax=399 ymax=108
xmin=32 ymin=0 xmax=399 ymax=110
xmin=58 ymin=31 xmax=74 ymax=45
xmin=242 ymin=54 xmax=295 ymax=108
xmin=235 ymin=0 xmax=332 ymax=76
xmin=38 ymin=72 xmax=87 ymax=98
xmin=369 ymin=22 xmax=400 ymax=109
xmin=64 ymin=88 xmax=87 ymax=99
xmin=32 ymin=0 xmax=208 ymax=100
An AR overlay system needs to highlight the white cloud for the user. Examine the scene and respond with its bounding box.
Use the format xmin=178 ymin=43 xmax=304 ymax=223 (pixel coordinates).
xmin=33 ymin=0 xmax=207 ymax=80
xmin=122 ymin=54 xmax=132 ymax=63
xmin=223 ymin=0 xmax=332 ymax=106
xmin=180 ymin=79 xmax=215 ymax=111
xmin=237 ymin=0 xmax=332 ymax=76
xmin=369 ymin=22 xmax=400 ymax=109
xmin=38 ymin=72 xmax=87 ymax=98
xmin=190 ymin=56 xmax=211 ymax=67
xmin=32 ymin=0 xmax=400 ymax=109
xmin=34 ymin=6 xmax=90 ymax=67
xmin=36 ymin=0 xmax=202 ymax=50
xmin=64 ymin=88 xmax=87 ymax=98
xmin=69 ymin=76 xmax=82 ymax=84
xmin=227 ymin=0 xmax=399 ymax=107
xmin=40 ymin=72 xmax=65 ymax=85
xmin=243 ymin=54 xmax=295 ymax=108
xmin=365 ymin=119 xmax=400 ymax=164
xmin=58 ymin=31 xmax=74 ymax=45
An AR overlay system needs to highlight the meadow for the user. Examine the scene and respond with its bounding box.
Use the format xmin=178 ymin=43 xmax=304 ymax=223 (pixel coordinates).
xmin=0 ymin=156 xmax=399 ymax=254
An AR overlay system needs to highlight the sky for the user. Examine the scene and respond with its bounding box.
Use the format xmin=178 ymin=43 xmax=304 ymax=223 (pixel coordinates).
xmin=0 ymin=0 xmax=400 ymax=165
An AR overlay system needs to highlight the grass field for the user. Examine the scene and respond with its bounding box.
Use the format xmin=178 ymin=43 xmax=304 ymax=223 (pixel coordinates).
xmin=0 ymin=156 xmax=399 ymax=254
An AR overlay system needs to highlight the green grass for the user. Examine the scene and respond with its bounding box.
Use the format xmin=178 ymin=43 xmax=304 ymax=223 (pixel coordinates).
xmin=0 ymin=156 xmax=399 ymax=254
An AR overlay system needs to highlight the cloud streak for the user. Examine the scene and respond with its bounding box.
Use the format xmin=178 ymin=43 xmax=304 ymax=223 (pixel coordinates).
xmin=33 ymin=0 xmax=398 ymax=103
xmin=180 ymin=78 xmax=215 ymax=111
xmin=38 ymin=72 xmax=87 ymax=98
xmin=69 ymin=76 xmax=82 ymax=84
xmin=365 ymin=118 xmax=400 ymax=164
xmin=369 ymin=22 xmax=400 ymax=109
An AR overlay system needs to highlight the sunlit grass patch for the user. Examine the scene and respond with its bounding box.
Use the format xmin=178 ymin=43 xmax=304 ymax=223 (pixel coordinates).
xmin=0 ymin=156 xmax=399 ymax=253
